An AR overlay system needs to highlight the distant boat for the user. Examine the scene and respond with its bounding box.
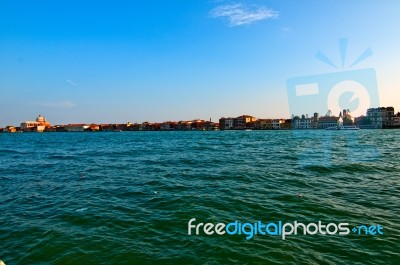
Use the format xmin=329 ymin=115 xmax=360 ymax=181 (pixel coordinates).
xmin=245 ymin=129 xmax=253 ymax=131
xmin=113 ymin=129 xmax=123 ymax=132
xmin=326 ymin=125 xmax=359 ymax=130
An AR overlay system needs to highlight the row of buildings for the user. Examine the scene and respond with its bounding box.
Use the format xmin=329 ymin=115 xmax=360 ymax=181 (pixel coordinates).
xmin=1 ymin=116 xmax=219 ymax=133
xmin=220 ymin=108 xmax=400 ymax=130
xmin=2 ymin=107 xmax=400 ymax=133
xmin=290 ymin=107 xmax=400 ymax=129
xmin=219 ymin=114 xmax=345 ymax=130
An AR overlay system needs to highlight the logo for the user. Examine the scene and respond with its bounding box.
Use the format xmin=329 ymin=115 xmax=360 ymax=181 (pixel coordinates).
xmin=286 ymin=38 xmax=379 ymax=117
xmin=188 ymin=218 xmax=383 ymax=240
xmin=286 ymin=39 xmax=381 ymax=166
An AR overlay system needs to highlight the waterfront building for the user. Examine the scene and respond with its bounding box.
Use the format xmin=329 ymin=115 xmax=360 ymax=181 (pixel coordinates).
xmin=175 ymin=121 xmax=192 ymax=130
xmin=219 ymin=115 xmax=257 ymax=130
xmin=189 ymin=120 xmax=217 ymax=130
xmin=246 ymin=120 xmax=257 ymax=129
xmin=124 ymin=122 xmax=134 ymax=131
xmin=204 ymin=121 xmax=218 ymax=130
xmin=88 ymin=124 xmax=100 ymax=131
xmin=100 ymin=124 xmax=114 ymax=131
xmin=140 ymin=122 xmax=159 ymax=131
xmin=367 ymin=108 xmax=383 ymax=128
xmin=99 ymin=123 xmax=135 ymax=131
xmin=292 ymin=114 xmax=312 ymax=129
xmin=394 ymin=112 xmax=400 ymax=128
xmin=115 ymin=123 xmax=129 ymax=131
xmin=131 ymin=123 xmax=142 ymax=131
xmin=45 ymin=125 xmax=66 ymax=132
xmin=272 ymin=119 xmax=285 ymax=130
xmin=3 ymin=126 xmax=17 ymax=133
xmin=281 ymin=119 xmax=292 ymax=130
xmin=366 ymin=107 xmax=395 ymax=128
xmin=317 ymin=116 xmax=343 ymax=129
xmin=65 ymin=124 xmax=90 ymax=132
xmin=219 ymin=117 xmax=234 ymax=130
xmin=354 ymin=116 xmax=371 ymax=129
xmin=255 ymin=119 xmax=273 ymax=130
xmin=383 ymin=107 xmax=395 ymax=127
xmin=160 ymin=121 xmax=177 ymax=130
xmin=354 ymin=116 xmax=365 ymax=125
xmin=20 ymin=115 xmax=51 ymax=132
xmin=233 ymin=115 xmax=257 ymax=129
xmin=312 ymin=113 xmax=319 ymax=129
xmin=190 ymin=119 xmax=206 ymax=130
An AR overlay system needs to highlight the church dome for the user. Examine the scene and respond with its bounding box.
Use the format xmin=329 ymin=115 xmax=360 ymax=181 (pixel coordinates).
xmin=36 ymin=115 xmax=45 ymax=123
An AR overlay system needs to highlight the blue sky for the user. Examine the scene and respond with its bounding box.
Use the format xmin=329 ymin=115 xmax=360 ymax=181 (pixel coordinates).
xmin=1 ymin=0 xmax=399 ymax=126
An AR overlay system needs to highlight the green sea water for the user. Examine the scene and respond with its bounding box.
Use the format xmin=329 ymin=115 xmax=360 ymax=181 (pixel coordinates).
xmin=0 ymin=130 xmax=399 ymax=264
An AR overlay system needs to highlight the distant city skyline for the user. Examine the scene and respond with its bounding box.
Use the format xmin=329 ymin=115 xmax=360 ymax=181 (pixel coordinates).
xmin=3 ymin=106 xmax=400 ymax=133
xmin=4 ymin=105 xmax=399 ymax=129
xmin=1 ymin=1 xmax=400 ymax=127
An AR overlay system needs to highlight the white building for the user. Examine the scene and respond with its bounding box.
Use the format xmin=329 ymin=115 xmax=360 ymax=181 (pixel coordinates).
xmin=219 ymin=118 xmax=234 ymax=130
xmin=272 ymin=119 xmax=285 ymax=129
xmin=292 ymin=115 xmax=312 ymax=129
xmin=20 ymin=115 xmax=51 ymax=132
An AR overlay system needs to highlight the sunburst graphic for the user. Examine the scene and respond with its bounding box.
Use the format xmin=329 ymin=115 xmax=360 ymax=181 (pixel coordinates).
xmin=317 ymin=39 xmax=374 ymax=117
xmin=316 ymin=38 xmax=373 ymax=70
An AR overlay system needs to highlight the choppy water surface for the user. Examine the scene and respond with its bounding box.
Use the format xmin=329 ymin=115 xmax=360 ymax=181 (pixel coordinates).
xmin=0 ymin=130 xmax=399 ymax=264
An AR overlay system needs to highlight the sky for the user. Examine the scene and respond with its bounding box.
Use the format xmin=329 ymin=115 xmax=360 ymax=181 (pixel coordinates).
xmin=0 ymin=0 xmax=399 ymax=126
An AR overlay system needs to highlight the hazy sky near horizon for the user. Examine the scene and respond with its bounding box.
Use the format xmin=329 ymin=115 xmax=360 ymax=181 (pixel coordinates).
xmin=1 ymin=0 xmax=399 ymax=126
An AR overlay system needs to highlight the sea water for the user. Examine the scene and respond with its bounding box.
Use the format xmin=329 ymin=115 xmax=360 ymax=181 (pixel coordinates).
xmin=0 ymin=130 xmax=399 ymax=264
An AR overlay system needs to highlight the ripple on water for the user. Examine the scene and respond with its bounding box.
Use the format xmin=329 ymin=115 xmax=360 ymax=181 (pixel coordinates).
xmin=0 ymin=130 xmax=399 ymax=264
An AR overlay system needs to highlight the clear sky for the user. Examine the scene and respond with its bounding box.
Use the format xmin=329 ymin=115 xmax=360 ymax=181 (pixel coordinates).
xmin=1 ymin=0 xmax=399 ymax=126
